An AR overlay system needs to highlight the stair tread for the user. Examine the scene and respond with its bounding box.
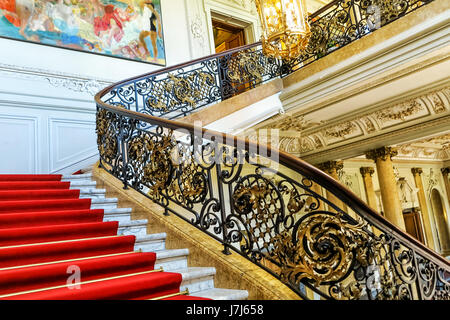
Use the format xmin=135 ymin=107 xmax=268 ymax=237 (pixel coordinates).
xmin=191 ymin=288 xmax=249 ymax=300
xmin=0 ymin=181 xmax=70 ymax=190
xmin=0 ymin=221 xmax=119 ymax=247
xmin=176 ymin=267 xmax=217 ymax=280
xmin=104 ymin=208 xmax=132 ymax=214
xmin=118 ymin=219 xmax=148 ymax=227
xmin=62 ymin=173 xmax=93 ymax=180
xmin=0 ymin=270 xmax=181 ymax=300
xmin=0 ymin=235 xmax=136 ymax=269
xmin=78 ymin=188 xmax=106 ymax=193
xmin=0 ymin=209 xmax=105 ymax=229
xmin=0 ymin=252 xmax=157 ymax=296
xmin=90 ymin=198 xmax=117 ymax=203
xmin=155 ymin=248 xmax=189 ymax=259
xmin=135 ymin=233 xmax=167 ymax=242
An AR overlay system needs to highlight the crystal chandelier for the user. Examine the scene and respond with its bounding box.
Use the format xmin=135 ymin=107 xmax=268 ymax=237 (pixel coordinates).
xmin=254 ymin=0 xmax=311 ymax=60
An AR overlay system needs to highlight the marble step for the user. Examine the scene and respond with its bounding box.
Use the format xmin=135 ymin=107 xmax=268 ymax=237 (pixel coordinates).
xmin=134 ymin=233 xmax=167 ymax=252
xmin=118 ymin=219 xmax=148 ymax=237
xmin=178 ymin=267 xmax=216 ymax=294
xmin=69 ymin=180 xmax=97 ymax=189
xmin=90 ymin=197 xmax=118 ymax=210
xmin=154 ymin=249 xmax=189 ymax=272
xmin=61 ymin=173 xmax=93 ymax=181
xmin=103 ymin=208 xmax=133 ymax=223
xmin=191 ymin=288 xmax=249 ymax=300
xmin=79 ymin=188 xmax=107 ymax=199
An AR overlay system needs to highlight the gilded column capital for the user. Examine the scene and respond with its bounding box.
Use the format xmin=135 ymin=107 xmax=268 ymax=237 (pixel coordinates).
xmin=360 ymin=167 xmax=375 ymax=177
xmin=411 ymin=168 xmax=423 ymax=176
xmin=317 ymin=160 xmax=344 ymax=173
xmin=365 ymin=147 xmax=398 ymax=162
xmin=441 ymin=167 xmax=450 ymax=176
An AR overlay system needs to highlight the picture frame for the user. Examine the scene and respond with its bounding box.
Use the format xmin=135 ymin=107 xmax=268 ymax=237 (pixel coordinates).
xmin=0 ymin=0 xmax=166 ymax=66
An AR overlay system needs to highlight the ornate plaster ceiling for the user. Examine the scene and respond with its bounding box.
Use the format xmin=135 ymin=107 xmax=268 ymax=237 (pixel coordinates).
xmin=394 ymin=131 xmax=450 ymax=161
xmin=243 ymin=84 xmax=450 ymax=164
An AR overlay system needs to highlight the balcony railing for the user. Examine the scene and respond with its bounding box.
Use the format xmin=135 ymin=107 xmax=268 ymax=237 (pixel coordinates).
xmin=95 ymin=0 xmax=449 ymax=300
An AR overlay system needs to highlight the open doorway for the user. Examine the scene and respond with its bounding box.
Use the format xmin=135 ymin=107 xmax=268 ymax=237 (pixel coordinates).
xmin=212 ymin=20 xmax=246 ymax=53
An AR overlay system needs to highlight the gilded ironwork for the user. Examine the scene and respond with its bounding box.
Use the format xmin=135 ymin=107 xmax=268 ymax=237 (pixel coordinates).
xmin=226 ymin=50 xmax=265 ymax=84
xmin=96 ymin=109 xmax=118 ymax=163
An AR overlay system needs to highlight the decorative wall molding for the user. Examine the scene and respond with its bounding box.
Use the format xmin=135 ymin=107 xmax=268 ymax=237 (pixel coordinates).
xmin=190 ymin=13 xmax=208 ymax=52
xmin=46 ymin=78 xmax=106 ymax=97
xmin=0 ymin=63 xmax=113 ymax=96
xmin=0 ymin=103 xmax=98 ymax=174
xmin=424 ymin=168 xmax=440 ymax=194
xmin=48 ymin=117 xmax=98 ymax=173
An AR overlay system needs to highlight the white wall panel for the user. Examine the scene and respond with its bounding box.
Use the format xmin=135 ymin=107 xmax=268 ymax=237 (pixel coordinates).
xmin=0 ymin=114 xmax=38 ymax=174
xmin=48 ymin=118 xmax=98 ymax=174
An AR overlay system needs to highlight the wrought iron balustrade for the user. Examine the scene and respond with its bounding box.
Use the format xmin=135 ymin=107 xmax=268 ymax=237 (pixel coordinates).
xmin=95 ymin=0 xmax=449 ymax=300
xmin=103 ymin=0 xmax=435 ymax=119
xmin=285 ymin=0 xmax=435 ymax=71
xmin=103 ymin=43 xmax=282 ymax=120
xmin=95 ymin=104 xmax=450 ymax=300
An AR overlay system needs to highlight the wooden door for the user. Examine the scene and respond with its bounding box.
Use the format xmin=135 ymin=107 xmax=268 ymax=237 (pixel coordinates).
xmin=403 ymin=208 xmax=425 ymax=244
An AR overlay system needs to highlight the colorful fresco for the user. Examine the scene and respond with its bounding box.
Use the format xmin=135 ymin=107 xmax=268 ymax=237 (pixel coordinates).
xmin=0 ymin=0 xmax=166 ymax=65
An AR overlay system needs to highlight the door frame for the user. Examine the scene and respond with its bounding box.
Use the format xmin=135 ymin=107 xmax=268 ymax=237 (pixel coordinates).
xmin=204 ymin=0 xmax=261 ymax=54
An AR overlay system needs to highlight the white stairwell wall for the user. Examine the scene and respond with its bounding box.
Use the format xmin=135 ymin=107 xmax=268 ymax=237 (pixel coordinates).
xmin=0 ymin=0 xmax=264 ymax=175
xmin=0 ymin=0 xmax=192 ymax=175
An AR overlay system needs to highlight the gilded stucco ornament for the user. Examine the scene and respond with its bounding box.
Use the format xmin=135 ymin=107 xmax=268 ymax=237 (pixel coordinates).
xmin=96 ymin=109 xmax=118 ymax=163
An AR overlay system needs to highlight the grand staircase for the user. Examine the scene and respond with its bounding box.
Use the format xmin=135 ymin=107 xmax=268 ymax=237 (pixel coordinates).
xmin=1 ymin=0 xmax=448 ymax=301
xmin=0 ymin=173 xmax=249 ymax=300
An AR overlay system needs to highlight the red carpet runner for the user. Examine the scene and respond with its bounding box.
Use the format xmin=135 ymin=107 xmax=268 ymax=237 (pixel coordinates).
xmin=0 ymin=174 xmax=210 ymax=300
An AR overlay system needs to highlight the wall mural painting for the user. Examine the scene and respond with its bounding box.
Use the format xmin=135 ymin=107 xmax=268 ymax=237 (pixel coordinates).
xmin=0 ymin=0 xmax=166 ymax=65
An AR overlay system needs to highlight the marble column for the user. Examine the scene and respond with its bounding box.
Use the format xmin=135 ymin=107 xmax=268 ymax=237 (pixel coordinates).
xmin=317 ymin=161 xmax=344 ymax=213
xmin=360 ymin=167 xmax=378 ymax=211
xmin=411 ymin=168 xmax=436 ymax=251
xmin=441 ymin=167 xmax=450 ymax=206
xmin=366 ymin=147 xmax=406 ymax=231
